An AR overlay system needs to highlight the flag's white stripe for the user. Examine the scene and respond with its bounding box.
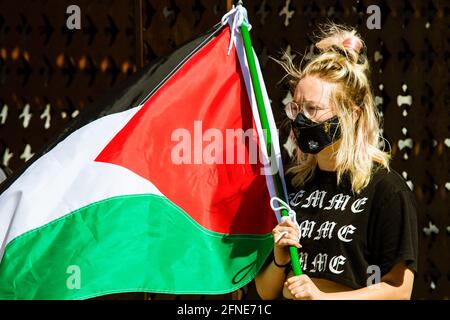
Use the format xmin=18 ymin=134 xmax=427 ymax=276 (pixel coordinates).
xmin=253 ymin=49 xmax=289 ymax=202
xmin=0 ymin=105 xmax=166 ymax=261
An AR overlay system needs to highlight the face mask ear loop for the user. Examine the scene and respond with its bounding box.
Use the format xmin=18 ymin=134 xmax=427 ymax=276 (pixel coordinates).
xmin=331 ymin=116 xmax=341 ymax=141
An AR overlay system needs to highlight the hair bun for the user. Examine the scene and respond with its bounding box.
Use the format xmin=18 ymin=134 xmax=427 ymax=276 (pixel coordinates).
xmin=314 ymin=27 xmax=364 ymax=65
xmin=342 ymin=36 xmax=363 ymax=54
xmin=315 ymin=36 xmax=341 ymax=51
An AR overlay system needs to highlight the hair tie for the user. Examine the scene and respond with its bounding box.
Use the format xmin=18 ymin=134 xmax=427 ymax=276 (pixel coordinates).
xmin=342 ymin=37 xmax=362 ymax=54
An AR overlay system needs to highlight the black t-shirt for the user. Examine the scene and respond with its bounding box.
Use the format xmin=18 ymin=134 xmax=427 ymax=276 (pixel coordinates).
xmin=282 ymin=165 xmax=418 ymax=289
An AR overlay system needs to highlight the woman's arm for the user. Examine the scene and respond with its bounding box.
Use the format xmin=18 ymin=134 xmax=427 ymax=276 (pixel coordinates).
xmin=284 ymin=262 xmax=414 ymax=300
xmin=255 ymin=218 xmax=302 ymax=300
xmin=254 ymin=261 xmax=288 ymax=300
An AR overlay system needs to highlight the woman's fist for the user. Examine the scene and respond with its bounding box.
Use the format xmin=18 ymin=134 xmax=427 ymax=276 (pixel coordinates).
xmin=272 ymin=217 xmax=301 ymax=265
xmin=284 ymin=274 xmax=326 ymax=300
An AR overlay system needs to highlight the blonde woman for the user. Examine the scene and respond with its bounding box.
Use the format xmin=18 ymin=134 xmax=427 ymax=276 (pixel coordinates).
xmin=255 ymin=24 xmax=418 ymax=300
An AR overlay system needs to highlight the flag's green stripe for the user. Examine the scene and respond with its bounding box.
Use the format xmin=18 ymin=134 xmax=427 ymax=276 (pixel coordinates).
xmin=0 ymin=194 xmax=273 ymax=299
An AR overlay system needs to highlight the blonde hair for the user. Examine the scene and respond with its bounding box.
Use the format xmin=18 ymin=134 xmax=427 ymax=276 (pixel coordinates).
xmin=278 ymin=23 xmax=391 ymax=194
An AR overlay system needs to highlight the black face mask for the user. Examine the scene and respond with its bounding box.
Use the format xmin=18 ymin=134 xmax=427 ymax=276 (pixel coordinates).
xmin=291 ymin=113 xmax=341 ymax=154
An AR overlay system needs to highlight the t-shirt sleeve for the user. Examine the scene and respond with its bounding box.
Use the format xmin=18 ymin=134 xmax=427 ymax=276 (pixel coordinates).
xmin=370 ymin=190 xmax=418 ymax=276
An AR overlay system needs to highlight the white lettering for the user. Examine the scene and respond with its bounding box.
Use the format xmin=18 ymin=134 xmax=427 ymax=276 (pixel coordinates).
xmin=329 ymin=255 xmax=347 ymax=274
xmin=301 ymin=190 xmax=327 ymax=209
xmin=313 ymin=221 xmax=336 ymax=240
xmin=289 ymin=190 xmax=305 ymax=207
xmin=298 ymin=220 xmax=316 ymax=239
xmin=310 ymin=253 xmax=328 ymax=273
xmin=351 ymin=197 xmax=368 ymax=213
xmin=299 ymin=252 xmax=308 ymax=270
xmin=178 ymin=304 xmax=211 ymax=317
xmin=337 ymin=225 xmax=357 ymax=243
xmin=324 ymin=193 xmax=351 ymax=211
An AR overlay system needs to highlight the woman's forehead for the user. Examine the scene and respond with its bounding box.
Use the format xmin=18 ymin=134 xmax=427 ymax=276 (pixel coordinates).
xmin=294 ymin=76 xmax=334 ymax=106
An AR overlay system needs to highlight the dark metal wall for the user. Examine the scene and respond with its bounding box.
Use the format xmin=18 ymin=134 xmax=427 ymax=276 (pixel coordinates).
xmin=0 ymin=0 xmax=448 ymax=299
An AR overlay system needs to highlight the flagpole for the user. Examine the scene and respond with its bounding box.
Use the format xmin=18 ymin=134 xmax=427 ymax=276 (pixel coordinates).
xmin=237 ymin=2 xmax=303 ymax=276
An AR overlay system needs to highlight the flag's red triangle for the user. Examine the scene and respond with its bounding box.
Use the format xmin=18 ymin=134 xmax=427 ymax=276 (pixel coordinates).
xmin=96 ymin=27 xmax=277 ymax=235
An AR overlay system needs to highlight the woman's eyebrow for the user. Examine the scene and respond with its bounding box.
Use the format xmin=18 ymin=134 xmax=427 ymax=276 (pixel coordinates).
xmin=294 ymin=98 xmax=326 ymax=109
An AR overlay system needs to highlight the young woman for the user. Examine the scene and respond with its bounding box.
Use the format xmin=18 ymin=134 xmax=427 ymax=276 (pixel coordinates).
xmin=255 ymin=24 xmax=418 ymax=300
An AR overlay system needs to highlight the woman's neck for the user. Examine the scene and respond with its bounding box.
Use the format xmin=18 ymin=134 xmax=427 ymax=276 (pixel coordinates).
xmin=316 ymin=140 xmax=340 ymax=172
xmin=316 ymin=154 xmax=335 ymax=171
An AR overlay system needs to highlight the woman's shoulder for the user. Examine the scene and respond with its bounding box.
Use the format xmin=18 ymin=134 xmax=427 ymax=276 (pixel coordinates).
xmin=368 ymin=164 xmax=413 ymax=203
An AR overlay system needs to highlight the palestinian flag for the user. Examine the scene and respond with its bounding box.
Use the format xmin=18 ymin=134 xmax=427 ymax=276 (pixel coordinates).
xmin=0 ymin=9 xmax=285 ymax=299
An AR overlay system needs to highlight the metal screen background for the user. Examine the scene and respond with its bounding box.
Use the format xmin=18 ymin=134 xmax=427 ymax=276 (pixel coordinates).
xmin=0 ymin=0 xmax=448 ymax=299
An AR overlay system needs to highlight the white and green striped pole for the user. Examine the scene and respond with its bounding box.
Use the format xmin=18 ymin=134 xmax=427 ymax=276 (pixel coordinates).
xmin=237 ymin=2 xmax=303 ymax=276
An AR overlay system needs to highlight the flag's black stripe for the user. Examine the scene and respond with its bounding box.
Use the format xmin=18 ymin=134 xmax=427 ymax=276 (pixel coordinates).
xmin=0 ymin=22 xmax=224 ymax=194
